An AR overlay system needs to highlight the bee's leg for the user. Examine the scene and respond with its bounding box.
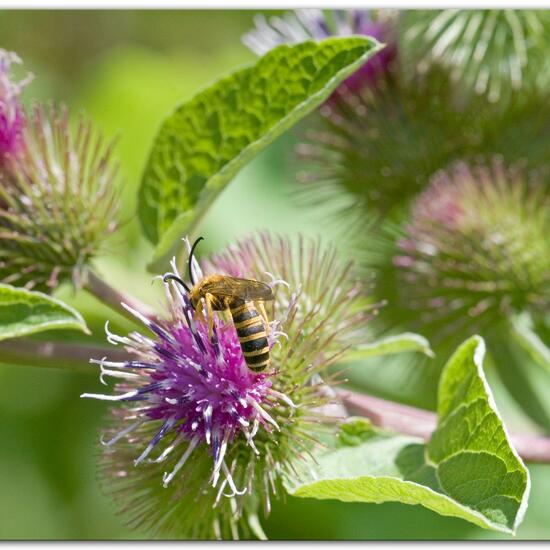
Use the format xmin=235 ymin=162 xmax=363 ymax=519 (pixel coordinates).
xmin=256 ymin=301 xmax=270 ymax=335
xmin=195 ymin=301 xmax=205 ymax=324
xmin=205 ymin=293 xmax=216 ymax=340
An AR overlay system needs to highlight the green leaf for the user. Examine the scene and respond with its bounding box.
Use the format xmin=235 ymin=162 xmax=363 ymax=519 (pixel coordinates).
xmin=342 ymin=332 xmax=434 ymax=362
xmin=342 ymin=352 xmax=440 ymax=411
xmin=339 ymin=333 xmax=438 ymax=410
xmin=510 ymin=313 xmax=550 ymax=374
xmin=0 ymin=284 xmax=89 ymax=340
xmin=138 ymin=36 xmax=382 ymax=271
xmin=488 ymin=330 xmax=550 ymax=430
xmin=288 ymin=336 xmax=530 ymax=535
xmin=336 ymin=417 xmax=379 ymax=447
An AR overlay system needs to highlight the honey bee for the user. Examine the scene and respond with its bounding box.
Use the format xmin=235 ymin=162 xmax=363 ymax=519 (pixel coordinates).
xmin=163 ymin=237 xmax=274 ymax=373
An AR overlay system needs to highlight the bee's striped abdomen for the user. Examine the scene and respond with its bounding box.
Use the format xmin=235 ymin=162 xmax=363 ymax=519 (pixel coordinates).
xmin=230 ymin=300 xmax=270 ymax=372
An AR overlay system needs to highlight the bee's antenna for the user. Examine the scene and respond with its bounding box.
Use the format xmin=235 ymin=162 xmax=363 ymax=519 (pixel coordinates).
xmin=188 ymin=236 xmax=204 ymax=285
xmin=163 ymin=273 xmax=191 ymax=293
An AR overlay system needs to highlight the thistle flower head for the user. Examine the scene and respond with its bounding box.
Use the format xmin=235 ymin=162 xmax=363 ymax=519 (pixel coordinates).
xmin=0 ymin=49 xmax=32 ymax=166
xmin=83 ymin=233 xmax=370 ymax=539
xmin=385 ymin=158 xmax=550 ymax=344
xmin=401 ymin=9 xmax=550 ymax=103
xmin=0 ymin=104 xmax=119 ymax=291
xmin=295 ymin=63 xmax=550 ymax=225
xmin=243 ymin=9 xmax=397 ymax=94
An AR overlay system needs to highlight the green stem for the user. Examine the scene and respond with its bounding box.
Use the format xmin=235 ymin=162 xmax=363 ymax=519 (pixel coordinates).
xmin=339 ymin=389 xmax=550 ymax=464
xmin=84 ymin=269 xmax=159 ymax=325
xmin=0 ymin=339 xmax=130 ymax=372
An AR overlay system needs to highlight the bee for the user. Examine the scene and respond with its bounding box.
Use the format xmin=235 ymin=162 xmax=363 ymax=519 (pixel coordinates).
xmin=163 ymin=237 xmax=274 ymax=373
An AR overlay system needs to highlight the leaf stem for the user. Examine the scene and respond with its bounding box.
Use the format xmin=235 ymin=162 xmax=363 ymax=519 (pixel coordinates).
xmin=339 ymin=389 xmax=550 ymax=464
xmin=0 ymin=339 xmax=131 ymax=372
xmin=84 ymin=269 xmax=159 ymax=325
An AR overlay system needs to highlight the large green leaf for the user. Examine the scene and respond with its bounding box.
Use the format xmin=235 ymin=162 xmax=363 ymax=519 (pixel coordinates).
xmin=138 ymin=36 xmax=382 ymax=270
xmin=0 ymin=284 xmax=88 ymax=340
xmin=288 ymin=336 xmax=530 ymax=535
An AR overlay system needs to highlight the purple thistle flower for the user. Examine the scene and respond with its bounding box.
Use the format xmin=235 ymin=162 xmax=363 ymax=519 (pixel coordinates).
xmin=83 ymin=233 xmax=372 ymax=539
xmin=0 ymin=49 xmax=32 ymax=167
xmin=243 ymin=9 xmax=397 ymax=95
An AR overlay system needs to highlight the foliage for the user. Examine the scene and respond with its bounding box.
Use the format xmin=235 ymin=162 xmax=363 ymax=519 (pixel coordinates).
xmin=341 ymin=332 xmax=434 ymax=361
xmin=511 ymin=314 xmax=550 ymax=374
xmin=0 ymin=283 xmax=88 ymax=340
xmin=137 ymin=36 xmax=382 ymax=270
xmin=288 ymin=337 xmax=530 ymax=535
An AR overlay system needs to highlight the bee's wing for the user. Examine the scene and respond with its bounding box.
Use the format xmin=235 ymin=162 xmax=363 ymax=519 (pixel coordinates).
xmin=202 ymin=276 xmax=274 ymax=301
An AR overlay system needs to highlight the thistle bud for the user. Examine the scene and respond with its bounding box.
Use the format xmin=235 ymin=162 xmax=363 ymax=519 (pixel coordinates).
xmin=382 ymin=158 xmax=549 ymax=344
xmin=401 ymin=10 xmax=550 ymax=103
xmin=83 ymin=233 xmax=371 ymax=539
xmin=0 ymin=104 xmax=119 ymax=291
xmin=295 ymin=59 xmax=550 ymax=224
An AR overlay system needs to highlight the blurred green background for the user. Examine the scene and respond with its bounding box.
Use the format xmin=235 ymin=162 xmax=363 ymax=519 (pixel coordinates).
xmin=0 ymin=9 xmax=548 ymax=540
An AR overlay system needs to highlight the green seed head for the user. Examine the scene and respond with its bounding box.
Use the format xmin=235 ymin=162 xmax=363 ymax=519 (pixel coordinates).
xmin=0 ymin=105 xmax=119 ymax=291
xmin=377 ymin=158 xmax=549 ymax=345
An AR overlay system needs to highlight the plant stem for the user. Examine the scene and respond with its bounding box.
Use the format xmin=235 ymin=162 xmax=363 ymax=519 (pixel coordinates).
xmin=338 ymin=389 xmax=550 ymax=464
xmin=340 ymin=390 xmax=435 ymax=439
xmin=510 ymin=434 xmax=550 ymax=464
xmin=84 ymin=269 xmax=159 ymax=325
xmin=0 ymin=339 xmax=131 ymax=372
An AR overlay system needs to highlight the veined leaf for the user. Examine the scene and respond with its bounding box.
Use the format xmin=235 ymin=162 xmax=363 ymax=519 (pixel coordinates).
xmin=288 ymin=337 xmax=530 ymax=535
xmin=0 ymin=284 xmax=88 ymax=340
xmin=138 ymin=36 xmax=382 ymax=271
xmin=342 ymin=332 xmax=434 ymax=361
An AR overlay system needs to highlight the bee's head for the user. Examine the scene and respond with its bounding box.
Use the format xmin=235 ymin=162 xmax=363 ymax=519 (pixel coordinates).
xmin=189 ymin=291 xmax=201 ymax=311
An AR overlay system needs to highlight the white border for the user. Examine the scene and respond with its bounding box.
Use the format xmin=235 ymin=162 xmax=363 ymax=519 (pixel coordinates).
xmin=0 ymin=4 xmax=542 ymax=546
xmin=1 ymin=1 xmax=549 ymax=9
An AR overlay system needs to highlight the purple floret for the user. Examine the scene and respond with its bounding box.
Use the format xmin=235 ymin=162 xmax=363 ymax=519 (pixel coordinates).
xmin=0 ymin=50 xmax=31 ymax=166
xmin=341 ymin=19 xmax=397 ymax=94
xmin=82 ymin=259 xmax=285 ymax=492
xmin=144 ymin=301 xmax=273 ymax=446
